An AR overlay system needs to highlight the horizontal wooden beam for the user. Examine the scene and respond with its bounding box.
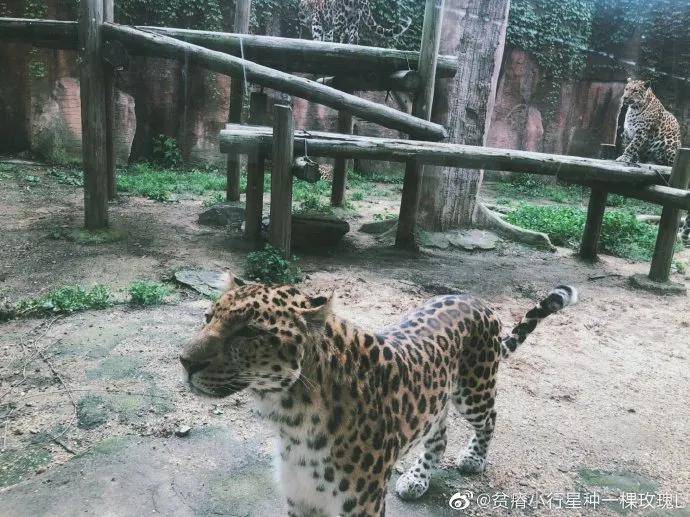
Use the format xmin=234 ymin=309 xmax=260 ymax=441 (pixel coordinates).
xmin=219 ymin=124 xmax=673 ymax=186
xmin=103 ymin=24 xmax=447 ymax=140
xmin=570 ymin=181 xmax=690 ymax=211
xmin=0 ymin=18 xmax=457 ymax=78
xmin=137 ymin=26 xmax=457 ymax=77
xmin=0 ymin=17 xmax=77 ymax=48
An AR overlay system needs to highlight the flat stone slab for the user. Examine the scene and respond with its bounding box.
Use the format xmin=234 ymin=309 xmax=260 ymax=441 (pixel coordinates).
xmin=198 ymin=203 xmax=246 ymax=228
xmin=628 ymin=274 xmax=687 ymax=295
xmin=174 ymin=269 xmax=228 ymax=298
xmin=0 ymin=428 xmax=461 ymax=517
xmin=422 ymin=229 xmax=499 ymax=251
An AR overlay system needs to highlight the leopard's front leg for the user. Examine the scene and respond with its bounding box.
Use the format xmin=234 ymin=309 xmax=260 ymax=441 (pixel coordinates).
xmin=616 ymin=129 xmax=649 ymax=163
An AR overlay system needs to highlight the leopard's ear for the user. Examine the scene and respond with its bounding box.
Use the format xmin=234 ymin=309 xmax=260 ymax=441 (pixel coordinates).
xmin=301 ymin=293 xmax=333 ymax=330
xmin=219 ymin=272 xmax=249 ymax=292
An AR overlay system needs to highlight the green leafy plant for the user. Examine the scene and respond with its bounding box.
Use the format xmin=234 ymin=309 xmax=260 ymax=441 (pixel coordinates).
xmin=151 ymin=135 xmax=183 ymax=169
xmin=50 ymin=168 xmax=84 ymax=186
xmin=505 ymin=204 xmax=678 ymax=261
xmin=17 ymin=285 xmax=113 ymax=316
xmin=244 ymin=245 xmax=302 ymax=285
xmin=295 ymin=193 xmax=333 ymax=215
xmin=203 ymin=191 xmax=225 ymax=208
xmin=117 ymin=163 xmax=225 ymax=201
xmin=128 ymin=281 xmax=172 ymax=306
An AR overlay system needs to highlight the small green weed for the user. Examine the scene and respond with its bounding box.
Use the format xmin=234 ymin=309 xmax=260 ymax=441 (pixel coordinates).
xmin=373 ymin=210 xmax=396 ymax=221
xmin=295 ymin=193 xmax=333 ymax=215
xmin=244 ymin=245 xmax=302 ymax=285
xmin=151 ymin=134 xmax=182 ymax=169
xmin=673 ymin=260 xmax=687 ymax=275
xmin=23 ymin=174 xmax=40 ymax=184
xmin=505 ymin=204 xmax=679 ymax=261
xmin=50 ymin=168 xmax=83 ymax=186
xmin=351 ymin=191 xmax=365 ymax=201
xmin=128 ymin=281 xmax=172 ymax=306
xmin=17 ymin=285 xmax=112 ymax=316
xmin=203 ymin=191 xmax=226 ymax=208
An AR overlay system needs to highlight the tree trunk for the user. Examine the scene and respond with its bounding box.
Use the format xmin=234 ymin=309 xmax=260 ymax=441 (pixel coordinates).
xmin=418 ymin=0 xmax=510 ymax=230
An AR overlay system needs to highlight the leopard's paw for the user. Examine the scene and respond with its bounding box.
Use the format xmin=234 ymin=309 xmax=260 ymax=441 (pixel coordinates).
xmin=395 ymin=471 xmax=430 ymax=501
xmin=456 ymin=453 xmax=487 ymax=474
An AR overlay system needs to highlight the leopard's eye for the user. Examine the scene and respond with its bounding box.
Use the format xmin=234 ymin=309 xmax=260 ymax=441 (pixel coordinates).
xmin=205 ymin=310 xmax=214 ymax=323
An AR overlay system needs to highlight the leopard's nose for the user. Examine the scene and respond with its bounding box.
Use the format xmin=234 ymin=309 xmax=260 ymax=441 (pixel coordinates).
xmin=180 ymin=356 xmax=208 ymax=376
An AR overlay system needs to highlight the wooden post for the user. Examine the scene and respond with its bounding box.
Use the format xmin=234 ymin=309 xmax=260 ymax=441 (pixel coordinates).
xmin=331 ymin=109 xmax=353 ymax=207
xmin=226 ymin=0 xmax=251 ymax=202
xmin=79 ymin=0 xmax=109 ymax=229
xmin=579 ymin=143 xmax=615 ymax=260
xmin=103 ymin=0 xmax=116 ymax=200
xmin=396 ymin=0 xmax=445 ymax=249
xmin=244 ymin=91 xmax=268 ymax=245
xmin=648 ymin=148 xmax=690 ymax=282
xmin=269 ymin=102 xmax=295 ymax=258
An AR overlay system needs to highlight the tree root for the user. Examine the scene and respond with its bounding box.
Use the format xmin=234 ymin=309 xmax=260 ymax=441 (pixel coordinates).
xmin=475 ymin=203 xmax=555 ymax=251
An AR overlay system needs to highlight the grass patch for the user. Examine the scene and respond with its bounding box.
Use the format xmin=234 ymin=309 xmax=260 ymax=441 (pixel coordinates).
xmin=494 ymin=174 xmax=585 ymax=204
xmin=49 ymin=167 xmax=83 ymax=186
xmin=245 ymin=244 xmax=302 ymax=285
xmin=505 ymin=204 xmax=679 ymax=261
xmin=128 ymin=280 xmax=172 ymax=306
xmin=49 ymin=227 xmax=126 ymax=244
xmin=16 ymin=284 xmax=113 ymax=316
xmin=203 ymin=191 xmax=226 ymax=208
xmin=117 ymin=163 xmax=226 ymax=201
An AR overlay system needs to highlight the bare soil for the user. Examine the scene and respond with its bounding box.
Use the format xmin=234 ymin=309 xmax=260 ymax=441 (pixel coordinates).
xmin=1 ymin=163 xmax=689 ymax=516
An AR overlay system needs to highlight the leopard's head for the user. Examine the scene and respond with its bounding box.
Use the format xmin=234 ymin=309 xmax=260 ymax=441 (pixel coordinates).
xmin=622 ymin=78 xmax=651 ymax=108
xmin=180 ymin=274 xmax=331 ymax=398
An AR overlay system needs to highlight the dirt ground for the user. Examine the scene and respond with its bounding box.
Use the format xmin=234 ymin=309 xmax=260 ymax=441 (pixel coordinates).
xmin=1 ymin=162 xmax=689 ymax=516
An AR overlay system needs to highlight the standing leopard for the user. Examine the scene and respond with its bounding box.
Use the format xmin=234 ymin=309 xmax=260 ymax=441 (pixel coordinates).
xmin=615 ymin=79 xmax=689 ymax=245
xmin=298 ymin=0 xmax=412 ymax=45
xmin=180 ymin=276 xmax=578 ymax=516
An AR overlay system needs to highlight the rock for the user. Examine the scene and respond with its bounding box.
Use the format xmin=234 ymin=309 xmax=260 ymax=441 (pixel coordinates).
xmin=198 ymin=203 xmax=246 ymax=228
xmin=291 ymin=214 xmax=350 ymax=249
xmin=421 ymin=229 xmax=499 ymax=251
xmin=359 ymin=218 xmax=397 ymax=235
xmin=174 ymin=270 xmax=229 ymax=298
xmin=175 ymin=426 xmax=191 ymax=437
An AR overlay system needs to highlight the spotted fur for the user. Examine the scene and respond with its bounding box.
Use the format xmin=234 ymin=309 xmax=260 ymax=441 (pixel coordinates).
xmin=298 ymin=0 xmax=412 ymax=45
xmin=615 ymin=79 xmax=688 ymax=245
xmin=181 ymin=278 xmax=578 ymax=516
xmin=616 ymin=79 xmax=681 ymax=166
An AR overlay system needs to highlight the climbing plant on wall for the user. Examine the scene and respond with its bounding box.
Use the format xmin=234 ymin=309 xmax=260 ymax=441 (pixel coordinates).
xmin=507 ymin=0 xmax=596 ymax=122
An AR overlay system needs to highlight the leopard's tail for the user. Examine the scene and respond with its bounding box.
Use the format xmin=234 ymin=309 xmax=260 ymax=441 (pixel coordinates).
xmin=501 ymin=285 xmax=578 ymax=358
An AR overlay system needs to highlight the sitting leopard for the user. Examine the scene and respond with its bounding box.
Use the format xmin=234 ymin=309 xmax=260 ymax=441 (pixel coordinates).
xmin=615 ymin=79 xmax=689 ymax=245
xmin=298 ymin=0 xmax=412 ymax=45
xmin=180 ymin=276 xmax=578 ymax=516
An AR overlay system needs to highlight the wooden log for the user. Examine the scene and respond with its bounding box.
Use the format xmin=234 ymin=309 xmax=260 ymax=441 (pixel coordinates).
xmin=396 ymin=0 xmax=445 ymax=250
xmin=103 ymin=24 xmax=447 ymax=141
xmin=0 ymin=18 xmax=77 ymax=48
xmin=269 ymin=103 xmax=295 ymax=258
xmin=579 ymin=143 xmax=616 ymax=261
xmin=318 ymin=70 xmax=421 ymax=92
xmin=331 ymin=110 xmax=353 ymax=207
xmin=293 ymin=157 xmax=321 ymax=183
xmin=79 ymin=0 xmax=109 ymax=229
xmin=219 ymin=126 xmax=672 ymax=187
xmin=226 ymin=0 xmax=251 ymax=202
xmin=104 ymin=0 xmax=116 ymax=201
xmin=244 ymin=91 xmax=269 ymax=245
xmin=135 ymin=26 xmax=458 ymax=78
xmin=648 ymin=148 xmax=690 ymax=282
xmin=0 ymin=18 xmax=458 ymax=78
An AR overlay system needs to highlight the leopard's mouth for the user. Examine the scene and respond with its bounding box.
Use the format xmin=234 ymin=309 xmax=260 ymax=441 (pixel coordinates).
xmin=187 ymin=378 xmax=249 ymax=399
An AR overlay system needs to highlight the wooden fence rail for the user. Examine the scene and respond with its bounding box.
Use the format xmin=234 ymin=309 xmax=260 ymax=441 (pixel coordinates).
xmin=102 ymin=24 xmax=447 ymax=141
xmin=0 ymin=18 xmax=458 ymax=78
xmin=219 ymin=125 xmax=678 ymax=191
